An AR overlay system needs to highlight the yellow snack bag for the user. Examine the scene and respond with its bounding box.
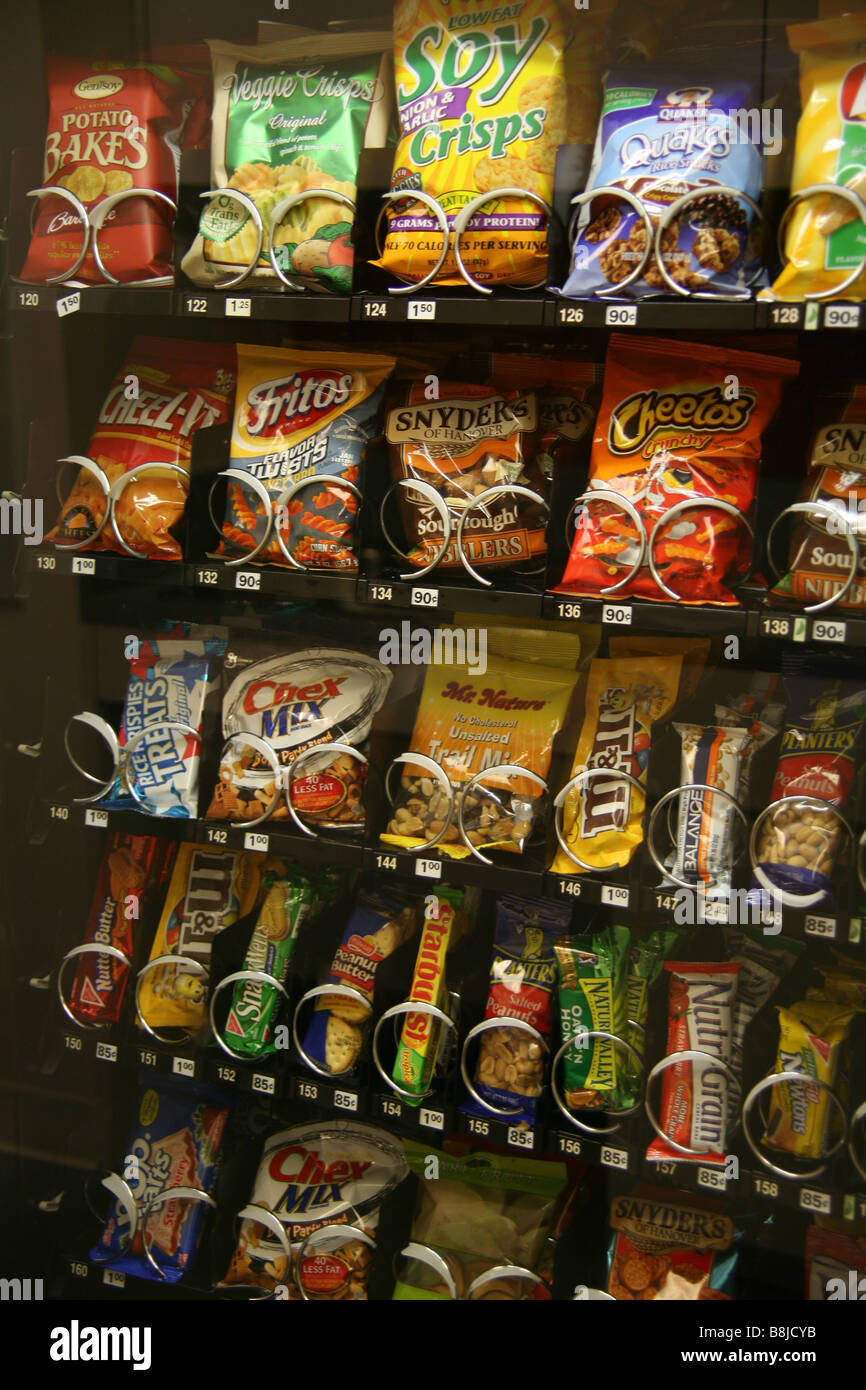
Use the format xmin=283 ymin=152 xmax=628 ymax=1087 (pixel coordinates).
xmin=375 ymin=0 xmax=571 ymax=287
xmin=764 ymin=999 xmax=857 ymax=1159
xmin=607 ymin=636 xmax=710 ymax=701
xmin=551 ymin=655 xmax=682 ymax=876
xmin=138 ymin=844 xmax=262 ymax=1034
xmin=766 ymin=14 xmax=866 ymax=302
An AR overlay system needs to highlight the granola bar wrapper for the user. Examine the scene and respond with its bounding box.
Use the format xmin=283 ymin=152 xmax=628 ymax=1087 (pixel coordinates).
xmin=375 ymin=0 xmax=572 ymax=288
xmin=668 ymin=723 xmax=750 ymax=893
xmin=554 ymin=924 xmax=631 ymax=1113
xmin=220 ymin=1121 xmax=408 ymax=1298
xmin=721 ymin=925 xmax=804 ymax=1057
xmin=393 ymin=887 xmax=469 ymax=1105
xmin=47 ymin=337 xmax=235 ymax=559
xmin=182 ymin=36 xmax=392 ymax=293
xmin=138 ymin=844 xmax=262 ymax=1034
xmin=624 ymin=928 xmax=685 ymax=1103
xmin=646 ymin=961 xmax=740 ymax=1167
xmin=69 ymin=834 xmax=175 ymax=1027
xmin=551 ymin=655 xmax=682 ymax=876
xmin=763 ymin=999 xmax=857 ymax=1160
xmin=607 ymin=1187 xmax=737 ymax=1300
xmin=557 ymin=336 xmax=797 ymax=605
xmin=561 ymin=69 xmax=765 ymax=300
xmin=91 ymin=1081 xmax=230 ymax=1283
xmin=765 ymin=14 xmax=866 ymax=302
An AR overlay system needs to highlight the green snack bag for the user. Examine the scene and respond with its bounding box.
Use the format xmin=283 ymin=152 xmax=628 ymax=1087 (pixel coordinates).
xmin=392 ymin=886 xmax=469 ymax=1106
xmin=623 ymin=928 xmax=684 ymax=1104
xmin=554 ymin=924 xmax=630 ymax=1114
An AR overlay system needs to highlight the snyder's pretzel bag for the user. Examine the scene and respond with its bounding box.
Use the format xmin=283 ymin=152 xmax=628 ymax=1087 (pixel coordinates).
xmin=68 ymin=834 xmax=175 ymax=1027
xmin=763 ymin=999 xmax=859 ymax=1161
xmin=554 ymin=923 xmax=631 ymax=1113
xmin=552 ymin=655 xmax=682 ymax=876
xmin=182 ymin=36 xmax=391 ymax=293
xmin=47 ymin=338 xmax=234 ymax=559
xmin=557 ymin=336 xmax=797 ymax=605
xmin=19 ymin=56 xmax=204 ymax=286
xmin=91 ymin=1081 xmax=230 ymax=1282
xmin=221 ymin=1121 xmax=407 ymax=1298
xmin=562 ymin=69 xmax=765 ymax=300
xmin=375 ymin=0 xmax=571 ymax=288
xmin=207 ymin=646 xmax=391 ymax=827
xmin=769 ymin=383 xmax=866 ymax=610
xmin=138 ymin=844 xmax=261 ymax=1034
xmin=766 ymin=14 xmax=866 ymax=302
xmin=607 ymin=1187 xmax=737 ymax=1301
xmin=394 ymin=887 xmax=470 ymax=1105
xmin=220 ymin=345 xmax=394 ymax=570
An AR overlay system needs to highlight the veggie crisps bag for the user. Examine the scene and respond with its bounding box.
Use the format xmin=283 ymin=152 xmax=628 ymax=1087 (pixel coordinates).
xmin=557 ymin=336 xmax=797 ymax=605
xmin=48 ymin=338 xmax=234 ymax=559
xmin=375 ymin=0 xmax=571 ymax=288
xmin=219 ymin=345 xmax=394 ymax=569
xmin=182 ymin=36 xmax=392 ymax=293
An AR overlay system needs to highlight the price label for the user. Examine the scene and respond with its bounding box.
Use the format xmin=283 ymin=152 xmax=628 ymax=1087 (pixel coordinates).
xmin=703 ymin=900 xmax=729 ymax=925
xmin=368 ymin=585 xmax=393 ymax=601
xmin=297 ymin=1081 xmax=318 ymax=1101
xmin=225 ymin=297 xmax=251 ymax=317
xmin=217 ymin=1066 xmax=236 ymax=1084
xmin=769 ymin=305 xmax=802 ymax=327
xmin=380 ymin=1098 xmax=402 ymax=1118
xmin=602 ymin=602 xmax=632 ymax=626
xmin=375 ymin=853 xmax=398 ymax=871
xmin=823 ymin=304 xmax=861 ymax=329
xmin=334 ymin=1089 xmax=358 ymax=1112
xmin=56 ymin=292 xmax=80 ymax=317
xmin=419 ymin=1108 xmax=445 ymax=1131
xmin=252 ymin=1073 xmax=275 ymax=1095
xmin=558 ymin=1135 xmax=582 ymax=1156
xmin=601 ymin=884 xmax=629 ymax=908
xmin=72 ymin=556 xmax=96 ymax=576
xmin=805 ymin=914 xmax=837 ymax=939
xmin=415 ymin=858 xmax=442 ymax=879
xmin=812 ymin=618 xmax=847 ymax=644
xmin=800 ymin=1188 xmax=832 ymax=1214
xmin=244 ymin=832 xmax=270 ymax=853
xmin=138 ymin=1049 xmax=157 ymax=1067
xmin=411 ymin=586 xmax=438 ymax=608
xmin=604 ymin=304 xmax=638 ymax=327
xmin=697 ymin=1166 xmax=726 ymax=1191
xmin=49 ymin=805 xmax=69 ymax=821
xmin=103 ymin=1270 xmax=125 ymax=1288
xmin=70 ymin=1261 xmax=88 ymax=1279
xmin=235 ymin=571 xmax=261 ymax=591
xmin=601 ymin=1145 xmax=628 ymax=1169
xmin=64 ymin=1033 xmax=82 ymax=1052
xmin=36 ymin=554 xmax=56 ymax=571
xmin=557 ymin=304 xmax=585 ymax=325
xmin=558 ymin=880 xmax=582 ymax=897
xmin=507 ymin=1126 xmax=534 ymax=1150
xmin=467 ymin=1117 xmax=489 ymax=1136
xmin=407 ymin=299 xmax=437 ymax=321
xmin=752 ymin=1177 xmax=779 ymax=1199
xmin=760 ymin=615 xmax=793 ymax=639
xmin=17 ymin=290 xmax=41 ymax=308
xmin=196 ymin=568 xmax=218 ymax=586
xmin=362 ymin=299 xmax=389 ymax=319
xmin=556 ymin=601 xmax=582 ymax=620
xmin=205 ymin=827 xmax=228 ymax=845
xmin=172 ymin=1056 xmax=195 ymax=1078
xmin=95 ymin=1042 xmax=117 ymax=1064
xmin=85 ymin=809 xmax=108 ymax=828
xmin=184 ymin=297 xmax=208 ymax=314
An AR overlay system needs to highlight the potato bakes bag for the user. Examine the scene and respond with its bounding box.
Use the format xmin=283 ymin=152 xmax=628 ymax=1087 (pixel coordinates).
xmin=562 ymin=69 xmax=765 ymax=299
xmin=91 ymin=1081 xmax=230 ymax=1283
xmin=557 ymin=336 xmax=797 ymax=606
xmin=763 ymin=1000 xmax=859 ymax=1162
xmin=138 ymin=845 xmax=261 ymax=1035
xmin=554 ymin=923 xmax=631 ymax=1113
xmin=766 ymin=14 xmax=866 ymax=302
xmin=221 ymin=1121 xmax=408 ymax=1298
xmin=182 ymin=35 xmax=391 ymax=293
xmin=219 ymin=345 xmax=394 ymax=570
xmin=68 ymin=834 xmax=175 ymax=1028
xmin=375 ymin=0 xmax=572 ymax=288
xmin=393 ymin=886 xmax=471 ymax=1104
xmin=48 ymin=338 xmax=234 ymax=559
xmin=207 ymin=645 xmax=391 ymax=827
xmin=20 ymin=55 xmax=206 ymax=286
xmin=551 ymin=654 xmax=682 ymax=876
xmin=607 ymin=1187 xmax=737 ymax=1300
xmin=301 ymin=891 xmax=419 ymax=1076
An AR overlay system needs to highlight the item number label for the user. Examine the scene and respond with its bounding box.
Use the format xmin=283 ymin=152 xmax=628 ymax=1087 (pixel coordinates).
xmin=172 ymin=1056 xmax=195 ymax=1078
xmin=605 ymin=304 xmax=638 ymax=327
xmin=411 ymin=586 xmax=438 ymax=608
xmin=64 ymin=1034 xmax=82 ymax=1051
xmin=805 ymin=915 xmax=836 ymax=939
xmin=800 ymin=1188 xmax=831 ymax=1213
xmin=50 ymin=805 xmax=69 ymax=821
xmin=602 ymin=603 xmax=632 ymax=625
xmin=407 ymin=300 xmax=436 ymax=321
xmin=184 ymin=297 xmax=208 ymax=314
xmin=507 ymin=1126 xmax=534 ymax=1150
xmin=760 ymin=615 xmax=793 ymax=639
xmin=334 ymin=1090 xmax=358 ymax=1111
xmin=557 ymin=305 xmax=584 ymax=324
xmin=556 ymin=601 xmax=582 ymax=619
xmin=252 ymin=1073 xmax=275 ymax=1095
xmin=601 ymin=884 xmax=629 ymax=908
xmin=244 ymin=832 xmax=269 ymax=853
xmin=601 ymin=1145 xmax=628 ymax=1169
xmin=558 ymin=1135 xmax=582 ymax=1156
xmin=823 ymin=305 xmax=860 ymax=329
xmin=558 ymin=880 xmax=582 ymax=897
xmin=697 ymin=1166 xmax=726 ymax=1191
xmin=753 ymin=1177 xmax=779 ymax=1198
xmin=235 ymin=571 xmax=261 ymax=591
xmin=380 ymin=1098 xmax=402 ymax=1118
xmin=769 ymin=305 xmax=801 ymax=327
xmin=467 ymin=1117 xmax=489 ymax=1136
xmin=375 ymin=854 xmax=398 ymax=871
xmin=297 ymin=1082 xmax=318 ymax=1101
xmin=70 ymin=1262 xmax=88 ymax=1279
xmin=369 ymin=585 xmax=393 ymax=601
xmin=362 ymin=299 xmax=388 ymax=319
xmin=72 ymin=556 xmax=96 ymax=576
xmin=419 ymin=1108 xmax=444 ymax=1131
xmin=415 ymin=858 xmax=442 ymax=879
xmin=225 ymin=297 xmax=251 ymax=317
xmin=56 ymin=292 xmax=80 ymax=317
xmin=812 ymin=619 xmax=846 ymax=644
xmin=138 ymin=1050 xmax=157 ymax=1067
xmin=196 ymin=569 xmax=218 ymax=586
xmin=205 ymin=827 xmax=228 ymax=845
xmin=217 ymin=1066 xmax=236 ymax=1084
xmin=84 ymin=809 xmax=108 ymax=828
xmin=18 ymin=290 xmax=40 ymax=307
xmin=36 ymin=555 xmax=56 ymax=570
xmin=95 ymin=1042 xmax=117 ymax=1063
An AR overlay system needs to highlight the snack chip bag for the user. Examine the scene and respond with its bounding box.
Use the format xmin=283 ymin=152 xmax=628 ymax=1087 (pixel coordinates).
xmin=554 ymin=923 xmax=631 ymax=1113
xmin=138 ymin=844 xmax=261 ymax=1035
xmin=218 ymin=345 xmax=394 ymax=569
xmin=607 ymin=1187 xmax=737 ymax=1300
xmin=182 ymin=36 xmax=392 ymax=293
xmin=607 ymin=635 xmax=709 ymax=701
xmin=557 ymin=336 xmax=797 ymax=606
xmin=484 ymin=355 xmax=601 ymax=477
xmin=766 ymin=14 xmax=866 ymax=302
xmin=375 ymin=0 xmax=571 ymax=288
xmin=551 ymin=654 xmax=682 ymax=876
xmin=393 ymin=887 xmax=470 ymax=1105
xmin=763 ymin=999 xmax=858 ymax=1160
xmin=47 ymin=338 xmax=235 ymax=559
xmin=562 ymin=69 xmax=765 ymax=300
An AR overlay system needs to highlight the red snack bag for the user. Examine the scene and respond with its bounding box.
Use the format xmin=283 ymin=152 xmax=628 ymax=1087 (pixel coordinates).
xmin=558 ymin=336 xmax=797 ymax=605
xmin=19 ymin=56 xmax=197 ymax=286
xmin=69 ymin=834 xmax=175 ymax=1027
xmin=47 ymin=337 xmax=235 ymax=559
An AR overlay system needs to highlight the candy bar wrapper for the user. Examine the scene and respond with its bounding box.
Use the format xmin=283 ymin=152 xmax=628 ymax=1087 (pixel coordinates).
xmin=91 ymin=1081 xmax=230 ymax=1283
xmin=721 ymin=925 xmax=804 ymax=1056
xmin=669 ymin=723 xmax=750 ymax=892
xmin=465 ymin=895 xmax=571 ymax=1127
xmin=763 ymin=999 xmax=858 ymax=1160
xmin=104 ymin=633 xmax=225 ymax=818
xmin=69 ymin=834 xmax=176 ymax=1027
xmin=646 ymin=962 xmax=740 ymax=1167
xmin=554 ymin=924 xmax=631 ymax=1113
xmin=301 ymin=891 xmax=419 ymax=1076
xmin=624 ymin=928 xmax=685 ymax=1102
xmin=138 ymin=845 xmax=262 ymax=1034
xmin=607 ymin=1187 xmax=737 ymax=1301
xmin=393 ymin=887 xmax=470 ymax=1106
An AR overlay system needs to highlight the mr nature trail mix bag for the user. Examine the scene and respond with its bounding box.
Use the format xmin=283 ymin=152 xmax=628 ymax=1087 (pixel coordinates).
xmin=375 ymin=0 xmax=572 ymax=288
xmin=48 ymin=338 xmax=235 ymax=560
xmin=182 ymin=35 xmax=392 ymax=293
xmin=557 ymin=336 xmax=797 ymax=606
xmin=219 ymin=345 xmax=394 ymax=570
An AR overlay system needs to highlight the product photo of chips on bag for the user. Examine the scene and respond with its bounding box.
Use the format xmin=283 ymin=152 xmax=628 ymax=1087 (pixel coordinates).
xmin=47 ymin=337 xmax=235 ymax=559
xmin=182 ymin=35 xmax=392 ymax=293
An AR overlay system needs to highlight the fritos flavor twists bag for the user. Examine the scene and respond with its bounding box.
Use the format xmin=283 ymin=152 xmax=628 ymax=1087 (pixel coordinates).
xmin=375 ymin=0 xmax=571 ymax=288
xmin=20 ymin=57 xmax=195 ymax=286
xmin=47 ymin=338 xmax=235 ymax=559
xmin=558 ymin=336 xmax=797 ymax=606
xmin=766 ymin=14 xmax=866 ymax=302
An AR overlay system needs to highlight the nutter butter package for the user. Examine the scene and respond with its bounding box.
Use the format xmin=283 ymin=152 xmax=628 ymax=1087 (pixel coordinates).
xmin=763 ymin=999 xmax=858 ymax=1161
xmin=554 ymin=924 xmax=631 ymax=1113
xmin=393 ymin=887 xmax=470 ymax=1105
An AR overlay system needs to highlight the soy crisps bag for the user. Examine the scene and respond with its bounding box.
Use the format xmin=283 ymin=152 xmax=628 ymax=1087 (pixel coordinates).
xmin=375 ymin=0 xmax=572 ymax=288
